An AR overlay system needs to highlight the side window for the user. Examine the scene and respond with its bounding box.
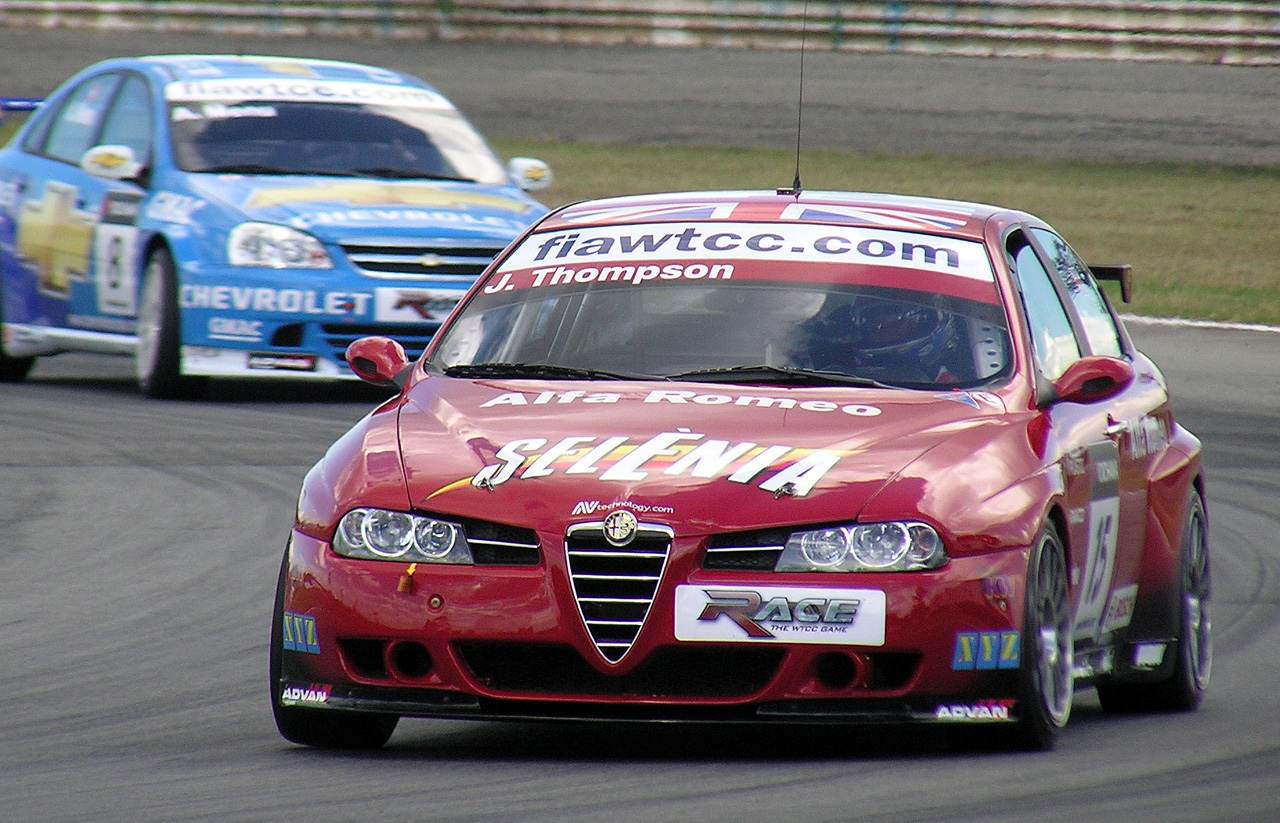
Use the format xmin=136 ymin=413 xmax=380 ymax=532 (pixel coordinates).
xmin=1009 ymin=233 xmax=1080 ymax=380
xmin=41 ymin=74 xmax=121 ymax=164
xmin=98 ymin=74 xmax=153 ymax=161
xmin=1031 ymin=228 xmax=1123 ymax=358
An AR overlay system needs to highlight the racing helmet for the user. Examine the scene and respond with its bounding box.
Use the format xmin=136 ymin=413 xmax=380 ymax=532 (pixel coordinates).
xmin=850 ymin=297 xmax=955 ymax=365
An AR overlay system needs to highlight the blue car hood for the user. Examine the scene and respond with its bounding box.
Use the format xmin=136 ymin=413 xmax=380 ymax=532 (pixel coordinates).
xmin=188 ymin=175 xmax=543 ymax=241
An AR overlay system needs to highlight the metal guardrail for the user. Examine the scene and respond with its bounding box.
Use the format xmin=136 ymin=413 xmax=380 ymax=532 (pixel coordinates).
xmin=0 ymin=1 xmax=1276 ymax=65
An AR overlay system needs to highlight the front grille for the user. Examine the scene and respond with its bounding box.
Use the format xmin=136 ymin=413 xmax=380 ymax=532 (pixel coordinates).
xmin=462 ymin=518 xmax=540 ymax=566
xmin=321 ymin=323 xmax=439 ymax=363
xmin=340 ymin=241 xmax=505 ymax=280
xmin=702 ymin=527 xmax=791 ymax=571
xmin=566 ymin=521 xmax=671 ymax=663
xmin=456 ymin=642 xmax=784 ymax=697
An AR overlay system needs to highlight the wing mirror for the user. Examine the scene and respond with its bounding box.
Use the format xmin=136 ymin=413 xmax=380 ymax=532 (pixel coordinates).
xmin=81 ymin=145 xmax=144 ymax=181
xmin=507 ymin=157 xmax=552 ymax=192
xmin=1052 ymin=356 xmax=1134 ymax=404
xmin=346 ymin=336 xmax=411 ymax=388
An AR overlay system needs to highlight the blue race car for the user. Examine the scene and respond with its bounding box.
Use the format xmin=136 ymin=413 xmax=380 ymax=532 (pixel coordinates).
xmin=0 ymin=55 xmax=550 ymax=396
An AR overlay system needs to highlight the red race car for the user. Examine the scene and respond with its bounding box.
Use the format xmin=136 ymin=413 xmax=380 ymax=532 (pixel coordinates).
xmin=272 ymin=190 xmax=1209 ymax=750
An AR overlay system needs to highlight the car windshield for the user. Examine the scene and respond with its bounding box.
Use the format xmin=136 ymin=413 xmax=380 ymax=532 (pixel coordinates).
xmin=430 ymin=226 xmax=1013 ymax=389
xmin=167 ymin=100 xmax=508 ymax=184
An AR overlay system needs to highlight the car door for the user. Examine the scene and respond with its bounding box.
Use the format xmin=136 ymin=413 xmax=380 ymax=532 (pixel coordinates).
xmin=1028 ymin=227 xmax=1166 ymax=644
xmin=9 ymin=70 xmax=150 ymax=338
xmin=1006 ymin=227 xmax=1153 ymax=649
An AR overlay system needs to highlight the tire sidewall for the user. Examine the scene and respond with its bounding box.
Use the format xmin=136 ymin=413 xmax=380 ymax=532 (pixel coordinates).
xmin=136 ymin=247 xmax=183 ymax=397
xmin=1017 ymin=522 xmax=1073 ymax=749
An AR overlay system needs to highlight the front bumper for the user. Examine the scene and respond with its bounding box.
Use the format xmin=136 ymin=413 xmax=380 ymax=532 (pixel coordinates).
xmin=278 ymin=530 xmax=1030 ymax=725
xmin=176 ymin=264 xmax=469 ymax=379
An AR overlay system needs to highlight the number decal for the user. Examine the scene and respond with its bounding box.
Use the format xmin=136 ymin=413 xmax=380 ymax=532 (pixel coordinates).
xmin=93 ymin=223 xmax=139 ymax=315
xmin=1073 ymin=441 xmax=1122 ymax=641
xmin=93 ymin=191 xmax=145 ymax=316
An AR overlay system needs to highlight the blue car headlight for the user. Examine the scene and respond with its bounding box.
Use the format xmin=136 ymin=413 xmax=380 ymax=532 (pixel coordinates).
xmin=332 ymin=508 xmax=473 ymax=564
xmin=775 ymin=521 xmax=946 ymax=572
xmin=228 ymin=222 xmax=332 ymax=268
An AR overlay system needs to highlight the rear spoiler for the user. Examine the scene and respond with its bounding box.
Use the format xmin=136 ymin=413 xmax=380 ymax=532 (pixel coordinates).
xmin=0 ymin=97 xmax=42 ymax=123
xmin=1089 ymin=263 xmax=1133 ymax=304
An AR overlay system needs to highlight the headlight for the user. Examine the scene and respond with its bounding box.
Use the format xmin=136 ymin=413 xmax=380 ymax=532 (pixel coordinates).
xmin=228 ymin=222 xmax=332 ymax=268
xmin=332 ymin=508 xmax=473 ymax=564
xmin=775 ymin=521 xmax=946 ymax=572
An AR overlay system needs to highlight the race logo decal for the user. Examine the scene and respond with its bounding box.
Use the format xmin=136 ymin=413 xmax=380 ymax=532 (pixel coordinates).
xmin=1101 ymin=584 xmax=1139 ymax=634
xmin=280 ymin=683 xmax=331 ymax=705
xmin=17 ymin=181 xmax=96 ymax=296
xmin=499 ymin=221 xmax=994 ymax=281
xmin=951 ymin=631 xmax=1020 ymax=670
xmin=674 ymin=585 xmax=886 ymax=645
xmin=281 ymin=612 xmax=320 ymax=654
xmin=374 ymin=287 xmax=461 ymax=323
xmin=165 ymin=78 xmax=452 ymax=110
xmin=248 ymin=353 xmax=317 ymax=372
xmin=458 ymin=430 xmax=847 ymax=498
xmin=934 ymin=699 xmax=1016 ymax=722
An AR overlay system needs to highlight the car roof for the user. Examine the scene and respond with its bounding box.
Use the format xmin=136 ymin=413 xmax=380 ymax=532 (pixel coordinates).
xmin=544 ymin=190 xmax=1013 ymax=241
xmin=115 ymin=54 xmax=433 ymax=91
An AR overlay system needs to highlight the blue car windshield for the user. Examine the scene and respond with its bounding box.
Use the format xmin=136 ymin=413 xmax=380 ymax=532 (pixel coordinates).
xmin=167 ymin=100 xmax=508 ymax=184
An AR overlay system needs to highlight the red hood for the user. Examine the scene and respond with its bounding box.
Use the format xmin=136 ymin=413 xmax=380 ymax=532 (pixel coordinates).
xmin=398 ymin=377 xmax=1006 ymax=535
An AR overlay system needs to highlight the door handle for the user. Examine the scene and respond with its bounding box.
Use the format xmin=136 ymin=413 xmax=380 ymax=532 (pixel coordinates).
xmin=1104 ymin=417 xmax=1129 ymax=437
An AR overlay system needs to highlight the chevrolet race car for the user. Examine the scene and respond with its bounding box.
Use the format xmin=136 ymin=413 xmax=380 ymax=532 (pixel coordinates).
xmin=0 ymin=55 xmax=550 ymax=396
xmin=273 ymin=190 xmax=1210 ymax=750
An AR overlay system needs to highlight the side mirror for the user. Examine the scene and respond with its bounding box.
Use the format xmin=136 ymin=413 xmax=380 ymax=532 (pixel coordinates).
xmin=81 ymin=145 xmax=143 ymax=181
xmin=1051 ymin=356 xmax=1134 ymax=404
xmin=507 ymin=157 xmax=552 ymax=192
xmin=346 ymin=336 xmax=410 ymax=388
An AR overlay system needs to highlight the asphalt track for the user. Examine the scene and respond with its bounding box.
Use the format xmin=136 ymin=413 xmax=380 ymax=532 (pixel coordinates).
xmin=2 ymin=28 xmax=1280 ymax=823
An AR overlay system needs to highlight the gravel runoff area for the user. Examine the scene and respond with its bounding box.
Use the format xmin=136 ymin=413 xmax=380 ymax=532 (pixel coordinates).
xmin=1 ymin=27 xmax=1279 ymax=166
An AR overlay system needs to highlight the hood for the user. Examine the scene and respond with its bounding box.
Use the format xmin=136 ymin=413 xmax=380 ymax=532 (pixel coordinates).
xmin=398 ymin=378 xmax=1007 ymax=535
xmin=187 ymin=176 xmax=543 ymax=241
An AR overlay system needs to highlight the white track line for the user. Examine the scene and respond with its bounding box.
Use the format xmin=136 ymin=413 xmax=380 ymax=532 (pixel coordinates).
xmin=1120 ymin=314 xmax=1280 ymax=334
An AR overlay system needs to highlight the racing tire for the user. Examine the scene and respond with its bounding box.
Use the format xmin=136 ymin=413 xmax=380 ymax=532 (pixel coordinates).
xmin=269 ymin=547 xmax=399 ymax=750
xmin=136 ymin=247 xmax=204 ymax=399
xmin=1097 ymin=489 xmax=1211 ymax=714
xmin=1011 ymin=521 xmax=1074 ymax=751
xmin=0 ymin=278 xmax=35 ymax=382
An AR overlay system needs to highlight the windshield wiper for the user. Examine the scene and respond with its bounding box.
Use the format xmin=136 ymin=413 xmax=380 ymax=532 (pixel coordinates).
xmin=351 ymin=168 xmax=476 ymax=182
xmin=662 ymin=364 xmax=897 ymax=388
xmin=440 ymin=362 xmax=656 ymax=380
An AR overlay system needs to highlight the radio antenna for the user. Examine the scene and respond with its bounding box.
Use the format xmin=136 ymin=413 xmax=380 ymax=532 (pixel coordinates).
xmin=778 ymin=0 xmax=810 ymax=197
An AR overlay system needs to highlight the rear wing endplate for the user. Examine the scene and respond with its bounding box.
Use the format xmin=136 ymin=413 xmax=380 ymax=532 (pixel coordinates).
xmin=1089 ymin=263 xmax=1133 ymax=304
xmin=0 ymin=97 xmax=42 ymax=123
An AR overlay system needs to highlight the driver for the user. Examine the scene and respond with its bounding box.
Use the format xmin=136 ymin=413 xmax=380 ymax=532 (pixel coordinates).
xmin=793 ymin=294 xmax=960 ymax=384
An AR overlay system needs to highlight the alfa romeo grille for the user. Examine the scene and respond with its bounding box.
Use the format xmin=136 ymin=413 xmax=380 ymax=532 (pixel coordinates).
xmin=566 ymin=521 xmax=672 ymax=663
xmin=340 ymin=241 xmax=506 ymax=280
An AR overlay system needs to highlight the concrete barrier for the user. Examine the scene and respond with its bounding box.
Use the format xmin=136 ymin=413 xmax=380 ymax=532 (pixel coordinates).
xmin=0 ymin=1 xmax=1276 ymax=65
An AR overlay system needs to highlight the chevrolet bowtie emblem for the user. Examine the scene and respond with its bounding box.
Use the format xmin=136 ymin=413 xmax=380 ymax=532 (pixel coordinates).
xmin=418 ymin=253 xmax=443 ymax=267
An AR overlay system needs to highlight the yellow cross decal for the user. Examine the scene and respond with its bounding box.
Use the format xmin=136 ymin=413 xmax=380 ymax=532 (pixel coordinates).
xmin=17 ymin=182 xmax=97 ymax=296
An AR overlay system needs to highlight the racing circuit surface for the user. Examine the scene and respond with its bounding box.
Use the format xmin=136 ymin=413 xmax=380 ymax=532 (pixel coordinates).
xmin=3 ymin=28 xmax=1280 ymax=822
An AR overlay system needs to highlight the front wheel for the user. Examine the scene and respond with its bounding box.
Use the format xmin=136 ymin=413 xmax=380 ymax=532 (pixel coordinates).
xmin=136 ymin=247 xmax=204 ymax=398
xmin=1098 ymin=488 xmax=1211 ymax=713
xmin=269 ymin=546 xmax=398 ymax=749
xmin=1013 ymin=522 xmax=1074 ymax=750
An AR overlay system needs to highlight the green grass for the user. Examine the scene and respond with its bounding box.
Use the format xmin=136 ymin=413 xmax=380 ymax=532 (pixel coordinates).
xmin=494 ymin=139 xmax=1280 ymax=325
xmin=5 ymin=114 xmax=1277 ymax=324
